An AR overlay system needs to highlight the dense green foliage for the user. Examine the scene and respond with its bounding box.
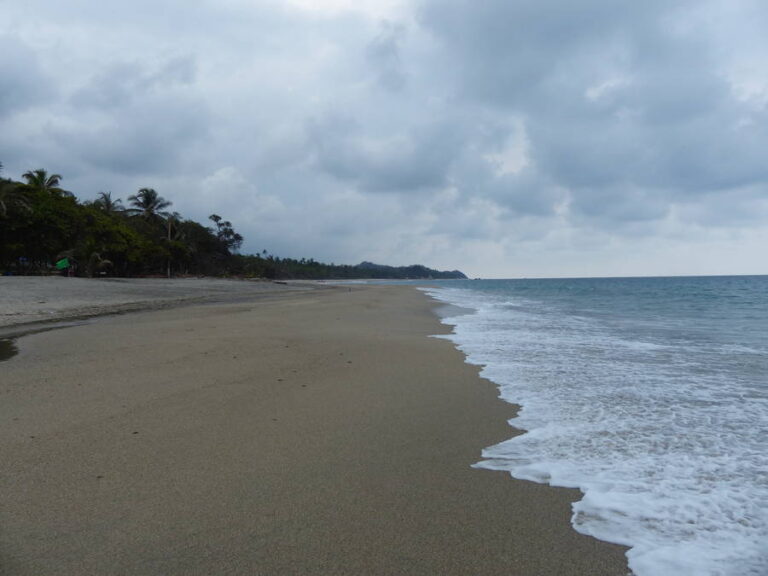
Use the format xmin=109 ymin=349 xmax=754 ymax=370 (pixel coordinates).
xmin=0 ymin=168 xmax=242 ymax=277
xmin=0 ymin=166 xmax=466 ymax=280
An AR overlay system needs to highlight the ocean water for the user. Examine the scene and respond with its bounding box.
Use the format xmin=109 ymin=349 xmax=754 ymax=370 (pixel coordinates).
xmin=422 ymin=276 xmax=768 ymax=576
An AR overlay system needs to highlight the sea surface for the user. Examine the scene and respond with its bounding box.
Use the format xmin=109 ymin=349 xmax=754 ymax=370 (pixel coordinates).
xmin=422 ymin=276 xmax=768 ymax=576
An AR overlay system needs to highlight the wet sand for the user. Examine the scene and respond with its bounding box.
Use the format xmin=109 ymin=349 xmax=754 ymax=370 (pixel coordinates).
xmin=0 ymin=284 xmax=629 ymax=575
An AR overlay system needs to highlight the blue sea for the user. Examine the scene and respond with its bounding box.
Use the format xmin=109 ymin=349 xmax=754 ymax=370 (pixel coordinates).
xmin=422 ymin=276 xmax=768 ymax=576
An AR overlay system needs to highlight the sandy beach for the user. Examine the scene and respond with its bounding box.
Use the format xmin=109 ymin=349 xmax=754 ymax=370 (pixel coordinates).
xmin=0 ymin=281 xmax=629 ymax=575
xmin=0 ymin=276 xmax=312 ymax=332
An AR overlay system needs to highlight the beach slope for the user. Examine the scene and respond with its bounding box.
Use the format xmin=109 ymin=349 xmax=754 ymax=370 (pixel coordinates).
xmin=0 ymin=284 xmax=629 ymax=575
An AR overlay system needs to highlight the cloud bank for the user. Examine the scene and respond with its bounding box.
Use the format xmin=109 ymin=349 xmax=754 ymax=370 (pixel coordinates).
xmin=1 ymin=0 xmax=767 ymax=277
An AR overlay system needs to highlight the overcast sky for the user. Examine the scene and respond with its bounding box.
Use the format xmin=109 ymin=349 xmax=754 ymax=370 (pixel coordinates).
xmin=2 ymin=0 xmax=767 ymax=278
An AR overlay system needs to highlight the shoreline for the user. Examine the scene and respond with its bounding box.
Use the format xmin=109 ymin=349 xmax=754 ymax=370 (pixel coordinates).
xmin=0 ymin=283 xmax=629 ymax=575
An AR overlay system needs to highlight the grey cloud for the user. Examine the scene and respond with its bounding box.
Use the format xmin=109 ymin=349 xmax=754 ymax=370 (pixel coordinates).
xmin=366 ymin=23 xmax=407 ymax=91
xmin=51 ymin=95 xmax=210 ymax=176
xmin=418 ymin=0 xmax=668 ymax=106
xmin=50 ymin=54 xmax=208 ymax=177
xmin=2 ymin=0 xmax=767 ymax=277
xmin=449 ymin=148 xmax=563 ymax=217
xmin=568 ymin=186 xmax=670 ymax=226
xmin=418 ymin=0 xmax=768 ymax=230
xmin=17 ymin=0 xmax=249 ymax=38
xmin=0 ymin=35 xmax=54 ymax=117
xmin=307 ymin=112 xmax=463 ymax=192
xmin=71 ymin=56 xmax=197 ymax=109
xmin=674 ymin=187 xmax=768 ymax=228
xmin=483 ymin=173 xmax=564 ymax=217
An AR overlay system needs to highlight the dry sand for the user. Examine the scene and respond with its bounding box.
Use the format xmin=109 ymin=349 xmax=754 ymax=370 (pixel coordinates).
xmin=0 ymin=276 xmax=310 ymax=331
xmin=0 ymin=283 xmax=630 ymax=575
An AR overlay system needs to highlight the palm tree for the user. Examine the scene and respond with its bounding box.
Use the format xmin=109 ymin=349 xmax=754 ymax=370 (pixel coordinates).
xmin=93 ymin=191 xmax=124 ymax=215
xmin=22 ymin=169 xmax=71 ymax=197
xmin=126 ymin=188 xmax=172 ymax=220
xmin=209 ymin=213 xmax=244 ymax=253
xmin=0 ymin=179 xmax=31 ymax=217
xmin=164 ymin=211 xmax=183 ymax=278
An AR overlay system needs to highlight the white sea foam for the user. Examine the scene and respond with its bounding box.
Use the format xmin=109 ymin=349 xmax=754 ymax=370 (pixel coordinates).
xmin=423 ymin=283 xmax=768 ymax=576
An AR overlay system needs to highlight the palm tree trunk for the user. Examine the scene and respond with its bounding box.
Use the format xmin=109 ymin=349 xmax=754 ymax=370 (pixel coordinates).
xmin=167 ymin=218 xmax=172 ymax=279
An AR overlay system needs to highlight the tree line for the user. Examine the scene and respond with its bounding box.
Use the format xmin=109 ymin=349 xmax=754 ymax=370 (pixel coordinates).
xmin=0 ymin=165 xmax=249 ymax=277
xmin=0 ymin=164 xmax=466 ymax=280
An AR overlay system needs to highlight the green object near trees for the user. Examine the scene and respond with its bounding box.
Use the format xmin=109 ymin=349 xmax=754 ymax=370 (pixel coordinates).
xmin=55 ymin=258 xmax=70 ymax=270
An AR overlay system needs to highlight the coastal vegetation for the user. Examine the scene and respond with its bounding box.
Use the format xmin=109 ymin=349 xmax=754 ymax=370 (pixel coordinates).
xmin=0 ymin=165 xmax=465 ymax=280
